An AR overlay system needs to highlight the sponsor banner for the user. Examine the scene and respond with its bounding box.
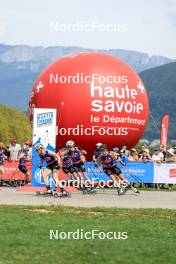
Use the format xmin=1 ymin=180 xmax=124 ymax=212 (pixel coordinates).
xmin=119 ymin=161 xmax=154 ymax=183
xmin=85 ymin=162 xmax=109 ymax=183
xmin=32 ymin=108 xmax=57 ymax=187
xmin=2 ymin=161 xmax=176 ymax=185
xmin=32 ymin=161 xmax=154 ymax=187
xmin=160 ymin=114 xmax=169 ymax=151
xmin=85 ymin=162 xmax=154 ymax=183
xmin=154 ymin=163 xmax=176 ymax=184
xmin=32 ymin=158 xmax=176 ymax=186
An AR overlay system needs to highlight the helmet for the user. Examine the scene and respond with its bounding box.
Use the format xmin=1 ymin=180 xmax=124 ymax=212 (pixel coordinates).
xmin=96 ymin=143 xmax=102 ymax=148
xmin=0 ymin=142 xmax=3 ymax=148
xmin=113 ymin=147 xmax=119 ymax=153
xmin=66 ymin=140 xmax=75 ymax=147
xmin=34 ymin=143 xmax=44 ymax=150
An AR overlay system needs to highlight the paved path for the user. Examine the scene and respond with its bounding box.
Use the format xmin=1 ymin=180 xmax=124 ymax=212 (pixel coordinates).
xmin=0 ymin=188 xmax=176 ymax=209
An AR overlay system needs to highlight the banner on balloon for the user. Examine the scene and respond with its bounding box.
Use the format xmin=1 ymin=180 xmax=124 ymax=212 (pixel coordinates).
xmin=32 ymin=108 xmax=57 ymax=186
xmin=160 ymin=114 xmax=169 ymax=151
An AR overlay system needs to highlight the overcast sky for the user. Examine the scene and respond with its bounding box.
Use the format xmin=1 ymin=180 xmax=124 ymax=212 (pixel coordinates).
xmin=0 ymin=0 xmax=175 ymax=58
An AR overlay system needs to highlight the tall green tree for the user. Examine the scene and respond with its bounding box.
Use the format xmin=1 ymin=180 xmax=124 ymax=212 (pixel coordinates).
xmin=0 ymin=104 xmax=32 ymax=147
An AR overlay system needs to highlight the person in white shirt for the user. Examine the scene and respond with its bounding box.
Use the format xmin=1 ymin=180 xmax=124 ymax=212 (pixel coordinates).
xmin=128 ymin=148 xmax=139 ymax=161
xmin=9 ymin=139 xmax=21 ymax=161
xmin=152 ymin=147 xmax=164 ymax=163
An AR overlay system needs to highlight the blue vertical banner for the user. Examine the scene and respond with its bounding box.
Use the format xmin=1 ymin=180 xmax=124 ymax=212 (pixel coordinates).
xmin=32 ymin=108 xmax=57 ymax=187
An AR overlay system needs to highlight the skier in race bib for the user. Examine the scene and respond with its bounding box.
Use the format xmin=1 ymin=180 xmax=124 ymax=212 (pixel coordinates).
xmin=59 ymin=146 xmax=79 ymax=184
xmin=35 ymin=143 xmax=67 ymax=194
xmin=98 ymin=144 xmax=139 ymax=194
xmin=18 ymin=141 xmax=32 ymax=184
xmin=93 ymin=143 xmax=103 ymax=162
xmin=65 ymin=140 xmax=94 ymax=193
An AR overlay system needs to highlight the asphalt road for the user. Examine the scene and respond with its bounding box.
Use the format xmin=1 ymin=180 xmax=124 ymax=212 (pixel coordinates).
xmin=0 ymin=188 xmax=176 ymax=209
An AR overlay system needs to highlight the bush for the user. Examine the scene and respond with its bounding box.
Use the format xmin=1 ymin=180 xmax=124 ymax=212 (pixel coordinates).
xmin=0 ymin=104 xmax=32 ymax=146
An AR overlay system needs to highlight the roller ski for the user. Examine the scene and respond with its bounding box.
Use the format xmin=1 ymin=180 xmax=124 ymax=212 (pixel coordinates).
xmin=88 ymin=186 xmax=96 ymax=195
xmin=125 ymin=184 xmax=140 ymax=194
xmin=52 ymin=188 xmax=71 ymax=198
xmin=82 ymin=187 xmax=88 ymax=194
xmin=36 ymin=189 xmax=53 ymax=197
xmin=117 ymin=186 xmax=126 ymax=196
xmin=36 ymin=187 xmax=71 ymax=198
xmin=131 ymin=186 xmax=140 ymax=194
xmin=83 ymin=186 xmax=96 ymax=195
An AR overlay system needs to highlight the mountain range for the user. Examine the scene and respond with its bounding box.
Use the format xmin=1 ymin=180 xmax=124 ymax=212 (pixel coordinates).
xmin=0 ymin=44 xmax=175 ymax=140
xmin=0 ymin=44 xmax=174 ymax=73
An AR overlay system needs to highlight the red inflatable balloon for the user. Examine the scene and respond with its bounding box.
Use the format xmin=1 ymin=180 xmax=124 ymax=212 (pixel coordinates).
xmin=29 ymin=52 xmax=149 ymax=159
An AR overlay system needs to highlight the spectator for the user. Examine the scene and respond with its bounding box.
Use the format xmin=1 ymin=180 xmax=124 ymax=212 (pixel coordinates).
xmin=119 ymin=149 xmax=128 ymax=165
xmin=0 ymin=142 xmax=6 ymax=180
xmin=110 ymin=147 xmax=120 ymax=161
xmin=138 ymin=144 xmax=148 ymax=158
xmin=128 ymin=148 xmax=139 ymax=161
xmin=1 ymin=144 xmax=10 ymax=161
xmin=160 ymin=144 xmax=167 ymax=161
xmin=9 ymin=139 xmax=21 ymax=161
xmin=170 ymin=145 xmax=176 ymax=156
xmin=166 ymin=146 xmax=176 ymax=162
xmin=139 ymin=149 xmax=152 ymax=162
xmin=120 ymin=143 xmax=130 ymax=157
xmin=22 ymin=140 xmax=32 ymax=160
xmin=152 ymin=147 xmax=164 ymax=163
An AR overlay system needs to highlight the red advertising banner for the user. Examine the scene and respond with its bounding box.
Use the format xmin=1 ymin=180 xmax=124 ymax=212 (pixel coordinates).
xmin=1 ymin=161 xmax=32 ymax=181
xmin=160 ymin=114 xmax=169 ymax=151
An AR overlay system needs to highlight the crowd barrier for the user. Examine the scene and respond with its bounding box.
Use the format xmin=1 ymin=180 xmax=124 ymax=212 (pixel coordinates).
xmin=1 ymin=161 xmax=176 ymax=186
xmin=154 ymin=163 xmax=176 ymax=184
xmin=1 ymin=161 xmax=32 ymax=183
xmin=32 ymin=161 xmax=176 ymax=187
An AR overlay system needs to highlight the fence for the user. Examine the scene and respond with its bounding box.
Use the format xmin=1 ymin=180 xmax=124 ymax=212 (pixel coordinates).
xmin=31 ymin=161 xmax=176 ymax=187
xmin=1 ymin=161 xmax=32 ymax=184
xmin=1 ymin=161 xmax=176 ymax=186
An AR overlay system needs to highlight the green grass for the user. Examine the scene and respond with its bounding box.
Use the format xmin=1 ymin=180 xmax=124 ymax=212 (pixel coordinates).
xmin=0 ymin=206 xmax=176 ymax=264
